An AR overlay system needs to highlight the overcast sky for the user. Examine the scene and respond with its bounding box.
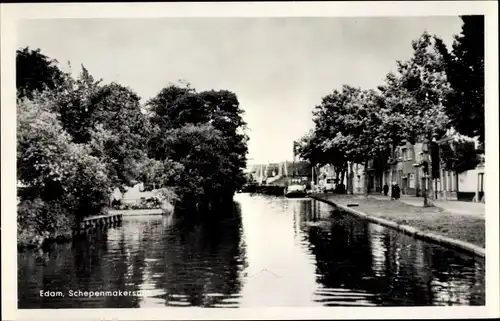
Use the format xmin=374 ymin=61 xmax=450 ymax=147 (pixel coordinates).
xmin=18 ymin=17 xmax=463 ymax=165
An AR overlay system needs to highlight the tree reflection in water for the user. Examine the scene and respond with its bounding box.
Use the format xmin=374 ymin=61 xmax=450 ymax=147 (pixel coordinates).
xmin=148 ymin=201 xmax=246 ymax=307
xmin=18 ymin=196 xmax=484 ymax=308
xmin=302 ymin=200 xmax=485 ymax=306
xmin=18 ymin=202 xmax=246 ymax=309
xmin=18 ymin=223 xmax=147 ymax=309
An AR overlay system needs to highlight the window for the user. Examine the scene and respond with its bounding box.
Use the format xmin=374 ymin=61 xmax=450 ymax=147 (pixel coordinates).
xmin=402 ymin=148 xmax=412 ymax=161
xmin=409 ymin=173 xmax=415 ymax=188
xmin=406 ymin=149 xmax=412 ymax=161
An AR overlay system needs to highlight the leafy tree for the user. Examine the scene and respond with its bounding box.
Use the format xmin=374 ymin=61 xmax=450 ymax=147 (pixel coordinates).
xmin=87 ymin=83 xmax=150 ymax=189
xmin=381 ymin=31 xmax=451 ymax=205
xmin=136 ymin=157 xmax=184 ymax=192
xmin=147 ymin=84 xmax=208 ymax=161
xmin=147 ymin=84 xmax=208 ymax=129
xmin=296 ymin=131 xmax=326 ymax=167
xmin=439 ymin=137 xmax=481 ymax=174
xmin=147 ymin=84 xmax=249 ymax=207
xmin=198 ymin=90 xmax=249 ymax=194
xmin=53 ymin=65 xmax=103 ymax=143
xmin=161 ymin=124 xmax=230 ymax=206
xmin=16 ymin=47 xmax=66 ymax=99
xmin=306 ymin=85 xmax=388 ymax=195
xmin=330 ymin=89 xmax=387 ymax=195
xmin=17 ymin=96 xmax=112 ymax=227
xmin=307 ymin=86 xmax=357 ymax=183
xmin=51 ymin=66 xmax=149 ymax=190
xmin=436 ymin=16 xmax=485 ymax=145
xmin=17 ymin=97 xmax=78 ymax=202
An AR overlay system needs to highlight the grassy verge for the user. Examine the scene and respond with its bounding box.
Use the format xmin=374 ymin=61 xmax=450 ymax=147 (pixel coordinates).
xmin=311 ymin=193 xmax=485 ymax=248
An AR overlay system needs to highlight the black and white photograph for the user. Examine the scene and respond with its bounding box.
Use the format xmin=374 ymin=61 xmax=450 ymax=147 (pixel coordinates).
xmin=1 ymin=1 xmax=498 ymax=320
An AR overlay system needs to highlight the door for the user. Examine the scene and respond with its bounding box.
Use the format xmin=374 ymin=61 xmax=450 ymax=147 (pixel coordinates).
xmin=402 ymin=177 xmax=408 ymax=195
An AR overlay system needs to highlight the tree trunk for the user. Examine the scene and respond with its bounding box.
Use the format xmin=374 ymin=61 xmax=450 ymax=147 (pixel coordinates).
xmin=348 ymin=161 xmax=354 ymax=194
xmin=388 ymin=145 xmax=395 ymax=198
xmin=364 ymin=159 xmax=369 ymax=197
xmin=434 ymin=177 xmax=438 ymax=200
xmin=423 ymin=138 xmax=433 ymax=207
xmin=422 ymin=175 xmax=428 ymax=206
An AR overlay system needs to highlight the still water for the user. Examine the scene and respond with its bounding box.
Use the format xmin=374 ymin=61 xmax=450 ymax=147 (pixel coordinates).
xmin=18 ymin=194 xmax=485 ymax=308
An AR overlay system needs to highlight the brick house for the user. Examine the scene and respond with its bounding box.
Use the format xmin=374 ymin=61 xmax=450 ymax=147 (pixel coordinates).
xmin=382 ymin=141 xmax=423 ymax=196
xmin=379 ymin=129 xmax=484 ymax=202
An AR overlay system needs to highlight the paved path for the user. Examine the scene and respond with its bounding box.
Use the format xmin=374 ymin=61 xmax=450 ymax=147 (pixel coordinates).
xmin=369 ymin=195 xmax=485 ymax=218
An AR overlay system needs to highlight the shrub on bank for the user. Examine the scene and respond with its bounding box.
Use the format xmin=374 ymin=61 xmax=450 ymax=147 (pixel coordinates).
xmin=17 ymin=198 xmax=75 ymax=248
xmin=17 ymin=97 xmax=113 ymax=248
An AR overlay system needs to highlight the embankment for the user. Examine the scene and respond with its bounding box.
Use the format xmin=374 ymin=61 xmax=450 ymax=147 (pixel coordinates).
xmin=310 ymin=194 xmax=485 ymax=258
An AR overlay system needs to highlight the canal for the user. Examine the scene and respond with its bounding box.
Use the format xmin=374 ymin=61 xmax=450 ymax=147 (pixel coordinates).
xmin=18 ymin=193 xmax=485 ymax=308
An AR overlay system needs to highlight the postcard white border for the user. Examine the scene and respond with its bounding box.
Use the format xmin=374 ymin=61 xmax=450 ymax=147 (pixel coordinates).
xmin=1 ymin=1 xmax=498 ymax=320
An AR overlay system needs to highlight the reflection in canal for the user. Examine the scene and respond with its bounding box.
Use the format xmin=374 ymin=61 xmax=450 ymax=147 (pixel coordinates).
xmin=18 ymin=194 xmax=485 ymax=308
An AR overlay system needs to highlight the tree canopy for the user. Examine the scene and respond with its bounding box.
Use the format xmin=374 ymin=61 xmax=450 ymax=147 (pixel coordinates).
xmin=297 ymin=28 xmax=479 ymax=196
xmin=439 ymin=15 xmax=485 ymax=145
xmin=147 ymin=84 xmax=248 ymax=205
xmin=17 ymin=48 xmax=249 ymax=247
xmin=16 ymin=47 xmax=66 ymax=100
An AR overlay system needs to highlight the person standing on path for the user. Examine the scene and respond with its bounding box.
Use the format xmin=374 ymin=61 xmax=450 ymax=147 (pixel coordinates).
xmin=393 ymin=183 xmax=401 ymax=200
xmin=383 ymin=183 xmax=389 ymax=196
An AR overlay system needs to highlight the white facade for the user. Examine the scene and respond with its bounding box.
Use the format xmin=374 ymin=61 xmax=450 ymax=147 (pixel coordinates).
xmin=316 ymin=162 xmax=365 ymax=194
xmin=437 ymin=163 xmax=485 ymax=202
xmin=458 ymin=167 xmax=484 ymax=193
xmin=318 ymin=164 xmax=335 ymax=179
xmin=350 ymin=162 xmax=365 ymax=194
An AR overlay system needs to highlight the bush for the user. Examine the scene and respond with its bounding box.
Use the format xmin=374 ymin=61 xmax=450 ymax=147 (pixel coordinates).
xmin=111 ymin=198 xmax=122 ymax=208
xmin=139 ymin=196 xmax=162 ymax=209
xmin=111 ymin=196 xmax=164 ymax=210
xmin=17 ymin=198 xmax=74 ymax=248
xmin=17 ymin=97 xmax=113 ymax=247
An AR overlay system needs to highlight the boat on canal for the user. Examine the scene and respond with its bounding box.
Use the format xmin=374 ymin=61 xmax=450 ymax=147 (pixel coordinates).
xmin=284 ymin=183 xmax=307 ymax=198
xmin=284 ymin=177 xmax=308 ymax=198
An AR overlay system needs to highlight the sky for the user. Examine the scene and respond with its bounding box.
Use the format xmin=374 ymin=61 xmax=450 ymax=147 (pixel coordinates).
xmin=17 ymin=17 xmax=464 ymax=165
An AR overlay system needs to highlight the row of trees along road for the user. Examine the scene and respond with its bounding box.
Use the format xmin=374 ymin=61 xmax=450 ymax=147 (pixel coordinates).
xmin=297 ymin=16 xmax=484 ymax=207
xmin=16 ymin=48 xmax=248 ymax=247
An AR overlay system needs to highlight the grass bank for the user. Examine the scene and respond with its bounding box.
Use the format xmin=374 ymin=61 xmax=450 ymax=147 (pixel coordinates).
xmin=310 ymin=193 xmax=485 ymax=249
